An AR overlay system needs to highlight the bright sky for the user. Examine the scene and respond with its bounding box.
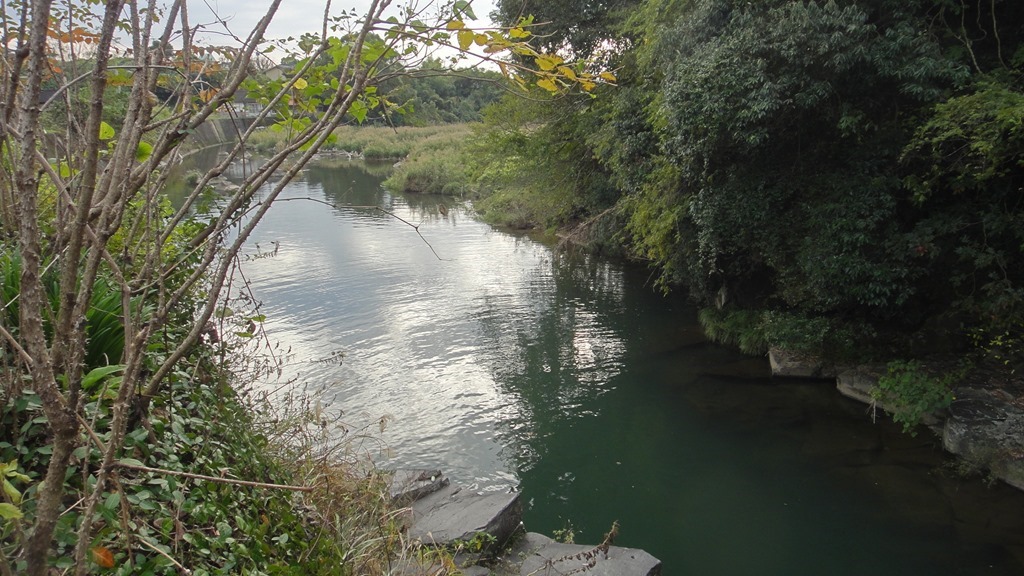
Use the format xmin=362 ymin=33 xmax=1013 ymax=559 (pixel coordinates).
xmin=191 ymin=0 xmax=498 ymax=44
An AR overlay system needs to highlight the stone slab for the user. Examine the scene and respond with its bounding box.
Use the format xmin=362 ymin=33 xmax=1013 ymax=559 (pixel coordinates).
xmin=408 ymin=484 xmax=522 ymax=548
xmin=836 ymin=365 xmax=887 ymax=408
xmin=943 ymin=388 xmax=1024 ymax=490
xmin=497 ymin=532 xmax=661 ymax=576
xmin=769 ymin=348 xmax=837 ymax=379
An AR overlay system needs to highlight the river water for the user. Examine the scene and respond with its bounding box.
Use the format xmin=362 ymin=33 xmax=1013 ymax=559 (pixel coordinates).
xmin=199 ymin=155 xmax=1024 ymax=574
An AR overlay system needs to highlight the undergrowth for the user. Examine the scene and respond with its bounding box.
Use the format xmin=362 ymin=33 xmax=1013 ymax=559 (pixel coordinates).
xmin=872 ymin=359 xmax=966 ymax=435
xmin=0 ymin=360 xmax=421 ymax=574
xmin=381 ymin=125 xmax=476 ymax=196
xmin=245 ymin=124 xmax=471 ymax=160
xmin=0 ymin=249 xmax=440 ymax=574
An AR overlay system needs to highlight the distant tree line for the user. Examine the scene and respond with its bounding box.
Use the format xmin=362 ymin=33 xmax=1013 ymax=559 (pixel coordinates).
xmin=272 ymin=51 xmax=505 ymax=126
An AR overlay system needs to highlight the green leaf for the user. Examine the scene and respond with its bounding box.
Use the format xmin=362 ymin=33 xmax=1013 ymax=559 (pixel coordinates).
xmin=349 ymin=100 xmax=368 ymax=123
xmin=3 ymin=479 xmax=21 ymax=504
xmin=0 ymin=502 xmax=22 ymax=520
xmin=55 ymin=161 xmax=74 ymax=178
xmin=119 ymin=458 xmax=145 ymax=467
xmin=104 ymin=491 xmax=121 ymax=510
xmin=136 ymin=141 xmax=153 ymax=162
xmin=453 ymin=0 xmax=476 ymax=20
xmin=98 ymin=121 xmax=115 ymax=140
xmin=82 ymin=364 xmax=126 ymax=391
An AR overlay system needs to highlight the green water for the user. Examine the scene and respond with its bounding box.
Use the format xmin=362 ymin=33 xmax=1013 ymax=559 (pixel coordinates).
xmin=186 ymin=152 xmax=1024 ymax=574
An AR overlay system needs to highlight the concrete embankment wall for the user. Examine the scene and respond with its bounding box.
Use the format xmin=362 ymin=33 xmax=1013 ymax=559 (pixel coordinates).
xmin=192 ymin=116 xmax=262 ymax=146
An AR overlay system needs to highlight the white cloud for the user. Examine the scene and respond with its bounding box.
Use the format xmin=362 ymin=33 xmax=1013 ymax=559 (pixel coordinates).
xmin=188 ymin=0 xmax=496 ymax=45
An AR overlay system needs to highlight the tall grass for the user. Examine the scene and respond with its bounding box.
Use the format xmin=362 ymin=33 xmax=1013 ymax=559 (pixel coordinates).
xmin=335 ymin=124 xmax=469 ymax=159
xmin=243 ymin=123 xmax=472 ymax=160
xmin=381 ymin=125 xmax=476 ymax=196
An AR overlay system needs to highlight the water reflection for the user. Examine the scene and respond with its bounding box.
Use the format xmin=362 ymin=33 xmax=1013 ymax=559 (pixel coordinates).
xmin=195 ymin=155 xmax=1024 ymax=575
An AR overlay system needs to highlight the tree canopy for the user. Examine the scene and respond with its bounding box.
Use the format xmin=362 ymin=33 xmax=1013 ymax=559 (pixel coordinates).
xmin=483 ymin=0 xmax=1024 ymax=363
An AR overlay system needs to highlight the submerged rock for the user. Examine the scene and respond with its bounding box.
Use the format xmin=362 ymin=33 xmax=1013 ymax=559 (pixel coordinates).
xmin=389 ymin=468 xmax=448 ymax=504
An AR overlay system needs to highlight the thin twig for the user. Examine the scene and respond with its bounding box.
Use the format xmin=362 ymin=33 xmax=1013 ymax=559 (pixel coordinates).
xmin=77 ymin=414 xmax=108 ymax=454
xmin=113 ymin=461 xmax=314 ymax=492
xmin=0 ymin=323 xmax=33 ymax=367
xmin=137 ymin=535 xmax=192 ymax=575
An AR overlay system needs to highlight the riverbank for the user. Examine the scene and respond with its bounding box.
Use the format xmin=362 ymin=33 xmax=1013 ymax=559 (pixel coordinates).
xmin=772 ymin=349 xmax=1024 ymax=491
xmin=0 ymin=345 xmax=421 ymax=573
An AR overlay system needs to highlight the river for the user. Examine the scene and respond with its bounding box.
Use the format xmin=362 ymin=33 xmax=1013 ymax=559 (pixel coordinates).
xmin=191 ymin=153 xmax=1024 ymax=574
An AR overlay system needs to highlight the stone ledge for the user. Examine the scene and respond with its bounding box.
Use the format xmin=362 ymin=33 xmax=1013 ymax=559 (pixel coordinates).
xmin=944 ymin=388 xmax=1024 ymax=491
xmin=391 ymin=470 xmax=662 ymax=575
xmin=836 ymin=365 xmax=888 ymax=408
xmin=769 ymin=347 xmax=837 ymax=379
xmin=494 ymin=532 xmax=662 ymax=576
xmin=407 ymin=483 xmax=522 ymax=547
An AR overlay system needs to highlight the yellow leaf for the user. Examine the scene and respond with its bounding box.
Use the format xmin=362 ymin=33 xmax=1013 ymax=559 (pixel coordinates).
xmin=446 ymin=20 xmax=465 ymax=30
xmin=535 ymin=54 xmax=562 ymax=71
xmin=474 ymin=34 xmax=488 ymax=46
xmin=557 ymin=66 xmax=578 ymax=81
xmin=509 ymin=27 xmax=530 ymax=39
xmin=293 ymin=78 xmax=308 ymax=90
xmin=580 ymin=80 xmax=596 ymax=91
xmin=458 ymin=29 xmax=474 ymax=51
xmin=599 ymin=71 xmax=617 ymax=82
xmin=536 ymin=78 xmax=558 ymax=92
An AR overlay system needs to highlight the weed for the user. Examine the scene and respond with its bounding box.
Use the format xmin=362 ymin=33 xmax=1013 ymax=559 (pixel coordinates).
xmin=551 ymin=522 xmax=575 ymax=544
xmin=697 ymin=307 xmax=769 ymax=356
xmin=873 ymin=359 xmax=965 ymax=435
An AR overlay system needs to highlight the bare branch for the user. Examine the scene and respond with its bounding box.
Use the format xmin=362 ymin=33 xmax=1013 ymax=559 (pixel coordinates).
xmin=114 ymin=461 xmax=315 ymax=492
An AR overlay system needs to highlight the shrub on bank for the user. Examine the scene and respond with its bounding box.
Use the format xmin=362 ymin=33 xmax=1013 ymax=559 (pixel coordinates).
xmin=0 ymin=349 xmax=409 ymax=574
xmin=382 ymin=126 xmax=476 ymax=196
xmin=0 ymin=235 xmax=419 ymax=573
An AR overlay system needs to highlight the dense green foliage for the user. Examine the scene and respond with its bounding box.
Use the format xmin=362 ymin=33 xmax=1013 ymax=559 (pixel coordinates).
xmin=493 ymin=0 xmax=640 ymax=59
xmin=1 ymin=346 xmax=402 ymax=575
xmin=872 ymin=359 xmax=966 ymax=434
xmin=479 ymin=0 xmax=1024 ymax=365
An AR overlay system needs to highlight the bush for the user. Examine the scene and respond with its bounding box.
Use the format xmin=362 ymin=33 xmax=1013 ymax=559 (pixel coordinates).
xmin=382 ymin=126 xmax=477 ymax=195
xmin=872 ymin=359 xmax=964 ymax=435
xmin=697 ymin=307 xmax=769 ymax=356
